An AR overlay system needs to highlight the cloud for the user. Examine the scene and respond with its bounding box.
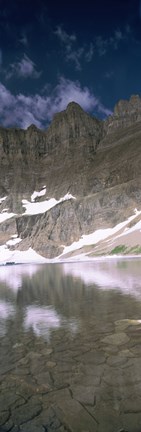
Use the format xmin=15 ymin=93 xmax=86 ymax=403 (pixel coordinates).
xmin=66 ymin=47 xmax=84 ymax=71
xmin=55 ymin=26 xmax=85 ymax=70
xmin=94 ymin=26 xmax=131 ymax=56
xmin=6 ymin=54 xmax=41 ymax=79
xmin=0 ymin=78 xmax=112 ymax=129
xmin=55 ymin=26 xmax=76 ymax=45
xmin=55 ymin=24 xmax=129 ymax=69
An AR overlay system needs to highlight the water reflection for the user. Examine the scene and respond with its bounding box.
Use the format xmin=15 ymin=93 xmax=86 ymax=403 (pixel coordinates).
xmin=24 ymin=305 xmax=78 ymax=340
xmin=0 ymin=260 xmax=141 ymax=340
xmin=63 ymin=259 xmax=141 ymax=298
xmin=24 ymin=305 xmax=61 ymax=341
xmin=1 ymin=261 xmax=141 ymax=430
xmin=0 ymin=264 xmax=41 ymax=291
xmin=0 ymin=300 xmax=15 ymax=336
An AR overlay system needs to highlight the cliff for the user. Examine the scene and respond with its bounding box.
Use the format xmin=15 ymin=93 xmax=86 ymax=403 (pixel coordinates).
xmin=1 ymin=95 xmax=141 ymax=259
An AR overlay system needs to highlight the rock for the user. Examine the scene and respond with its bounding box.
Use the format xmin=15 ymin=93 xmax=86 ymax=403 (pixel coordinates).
xmin=101 ymin=332 xmax=130 ymax=346
xmin=71 ymin=385 xmax=95 ymax=405
xmin=11 ymin=398 xmax=42 ymax=426
xmin=104 ymin=94 xmax=141 ymax=135
xmin=55 ymin=395 xmax=98 ymax=432
xmin=1 ymin=97 xmax=141 ymax=258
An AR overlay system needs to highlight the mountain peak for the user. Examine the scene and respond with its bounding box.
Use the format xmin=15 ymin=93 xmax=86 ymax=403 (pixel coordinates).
xmin=114 ymin=94 xmax=141 ymax=116
xmin=66 ymin=101 xmax=84 ymax=112
xmin=104 ymin=94 xmax=141 ymax=135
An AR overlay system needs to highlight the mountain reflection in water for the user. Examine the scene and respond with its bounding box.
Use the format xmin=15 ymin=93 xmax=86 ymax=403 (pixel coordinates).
xmin=0 ymin=259 xmax=141 ymax=339
xmin=0 ymin=260 xmax=141 ymax=431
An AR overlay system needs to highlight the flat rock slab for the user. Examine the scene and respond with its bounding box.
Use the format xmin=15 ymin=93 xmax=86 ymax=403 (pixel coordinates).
xmin=107 ymin=355 xmax=128 ymax=367
xmin=0 ymin=410 xmax=9 ymax=426
xmin=120 ymin=397 xmax=141 ymax=413
xmin=101 ymin=332 xmax=129 ymax=345
xmin=87 ymin=404 xmax=121 ymax=432
xmin=76 ymin=350 xmax=106 ymax=364
xmin=55 ymin=396 xmax=98 ymax=432
xmin=71 ymin=385 xmax=95 ymax=405
xmin=120 ymin=412 xmax=141 ymax=432
xmin=11 ymin=399 xmax=42 ymax=426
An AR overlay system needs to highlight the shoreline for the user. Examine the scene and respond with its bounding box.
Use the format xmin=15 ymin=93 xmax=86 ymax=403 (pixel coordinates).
xmin=1 ymin=253 xmax=141 ymax=266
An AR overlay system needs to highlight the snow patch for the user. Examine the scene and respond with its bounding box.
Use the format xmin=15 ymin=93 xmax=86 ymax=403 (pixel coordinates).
xmin=2 ymin=208 xmax=9 ymax=213
xmin=6 ymin=237 xmax=22 ymax=246
xmin=60 ymin=211 xmax=141 ymax=257
xmin=0 ymin=196 xmax=7 ymax=204
xmin=0 ymin=212 xmax=16 ymax=224
xmin=134 ymin=208 xmax=140 ymax=215
xmin=118 ymin=220 xmax=141 ymax=237
xmin=31 ymin=186 xmax=47 ymax=202
xmin=22 ymin=192 xmax=76 ymax=215
xmin=0 ymin=245 xmax=50 ymax=265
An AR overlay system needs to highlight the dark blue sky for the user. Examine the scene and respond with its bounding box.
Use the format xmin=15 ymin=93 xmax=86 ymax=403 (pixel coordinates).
xmin=0 ymin=0 xmax=141 ymax=128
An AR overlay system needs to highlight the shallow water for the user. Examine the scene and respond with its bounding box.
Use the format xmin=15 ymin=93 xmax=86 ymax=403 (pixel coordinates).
xmin=0 ymin=259 xmax=141 ymax=431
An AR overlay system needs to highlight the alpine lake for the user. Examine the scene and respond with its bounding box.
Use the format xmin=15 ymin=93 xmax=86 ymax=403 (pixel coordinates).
xmin=0 ymin=259 xmax=141 ymax=432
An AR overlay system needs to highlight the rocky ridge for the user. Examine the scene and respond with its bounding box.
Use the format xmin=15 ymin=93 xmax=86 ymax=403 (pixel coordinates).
xmin=1 ymin=95 xmax=141 ymax=260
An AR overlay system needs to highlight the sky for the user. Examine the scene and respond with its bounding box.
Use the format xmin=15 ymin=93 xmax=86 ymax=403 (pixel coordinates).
xmin=0 ymin=0 xmax=141 ymax=129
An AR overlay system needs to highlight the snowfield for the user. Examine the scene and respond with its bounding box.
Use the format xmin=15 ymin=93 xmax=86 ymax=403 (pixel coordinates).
xmin=0 ymin=192 xmax=141 ymax=265
xmin=22 ymin=192 xmax=76 ymax=215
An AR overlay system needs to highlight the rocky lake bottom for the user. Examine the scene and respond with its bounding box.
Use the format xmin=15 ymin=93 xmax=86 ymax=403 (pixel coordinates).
xmin=0 ymin=260 xmax=141 ymax=431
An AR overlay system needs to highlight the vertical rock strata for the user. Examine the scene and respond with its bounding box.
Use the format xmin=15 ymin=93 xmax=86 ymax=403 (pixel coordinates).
xmin=0 ymin=96 xmax=141 ymax=257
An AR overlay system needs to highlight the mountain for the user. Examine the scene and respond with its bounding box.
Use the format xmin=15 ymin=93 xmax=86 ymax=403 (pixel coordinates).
xmin=1 ymin=95 xmax=141 ymax=263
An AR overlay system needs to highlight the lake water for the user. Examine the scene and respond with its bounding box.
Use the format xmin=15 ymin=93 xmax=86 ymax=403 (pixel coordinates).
xmin=0 ymin=259 xmax=141 ymax=432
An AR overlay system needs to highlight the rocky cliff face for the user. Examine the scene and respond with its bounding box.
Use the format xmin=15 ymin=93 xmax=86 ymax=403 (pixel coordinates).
xmin=1 ymin=95 xmax=141 ymax=259
xmin=0 ymin=101 xmax=103 ymax=200
xmin=0 ymin=102 xmax=102 ymax=162
xmin=104 ymin=94 xmax=141 ymax=135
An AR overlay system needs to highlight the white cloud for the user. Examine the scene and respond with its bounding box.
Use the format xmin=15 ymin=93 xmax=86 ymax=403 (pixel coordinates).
xmin=66 ymin=47 xmax=84 ymax=71
xmin=55 ymin=26 xmax=84 ymax=70
xmin=55 ymin=26 xmax=76 ymax=45
xmin=0 ymin=77 xmax=112 ymax=129
xmin=55 ymin=25 xmax=131 ymax=69
xmin=6 ymin=54 xmax=41 ymax=80
xmin=55 ymin=26 xmax=86 ymax=70
xmin=94 ymin=26 xmax=131 ymax=56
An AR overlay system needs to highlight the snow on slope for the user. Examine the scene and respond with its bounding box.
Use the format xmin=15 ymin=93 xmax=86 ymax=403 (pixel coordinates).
xmin=1 ymin=206 xmax=141 ymax=265
xmin=22 ymin=192 xmax=76 ymax=215
xmin=59 ymin=210 xmax=141 ymax=257
xmin=0 ymin=245 xmax=50 ymax=265
xmin=6 ymin=236 xmax=22 ymax=246
xmin=118 ymin=219 xmax=141 ymax=237
xmin=0 ymin=196 xmax=7 ymax=204
xmin=0 ymin=211 xmax=16 ymax=223
xmin=31 ymin=186 xmax=46 ymax=202
xmin=0 ymin=189 xmax=76 ymax=264
xmin=0 ymin=190 xmax=76 ymax=223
